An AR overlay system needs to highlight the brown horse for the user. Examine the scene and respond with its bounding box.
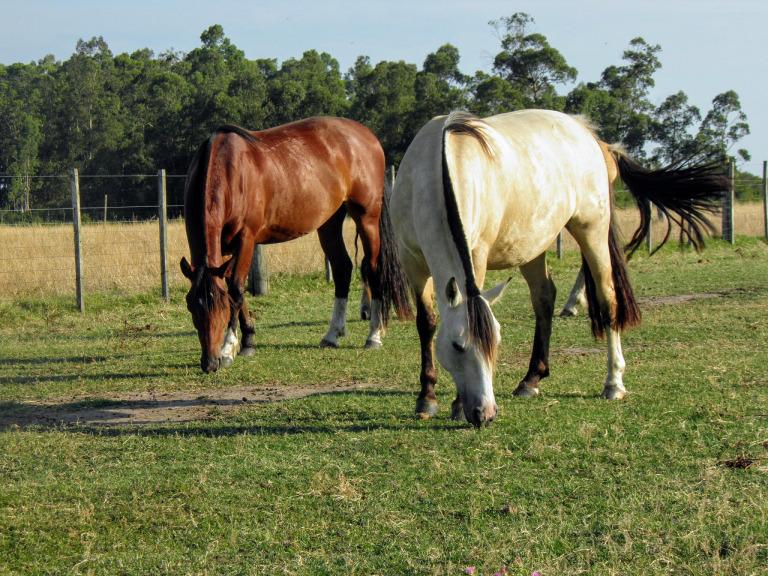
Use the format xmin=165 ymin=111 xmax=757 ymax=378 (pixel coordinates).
xmin=180 ymin=117 xmax=411 ymax=373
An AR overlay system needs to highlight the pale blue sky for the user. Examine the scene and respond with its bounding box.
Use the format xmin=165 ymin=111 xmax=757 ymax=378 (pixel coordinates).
xmin=2 ymin=0 xmax=765 ymax=174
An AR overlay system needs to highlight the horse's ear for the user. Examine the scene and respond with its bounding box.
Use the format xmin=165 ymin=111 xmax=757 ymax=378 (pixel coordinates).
xmin=210 ymin=258 xmax=234 ymax=279
xmin=445 ymin=277 xmax=462 ymax=308
xmin=180 ymin=257 xmax=194 ymax=280
xmin=482 ymin=277 xmax=511 ymax=306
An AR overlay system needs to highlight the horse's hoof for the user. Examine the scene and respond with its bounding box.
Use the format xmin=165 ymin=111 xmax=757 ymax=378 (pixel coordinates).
xmin=415 ymin=398 xmax=438 ymax=418
xmin=364 ymin=339 xmax=382 ymax=350
xmin=220 ymin=356 xmax=234 ymax=368
xmin=559 ymin=307 xmax=578 ymax=317
xmin=238 ymin=346 xmax=257 ymax=357
xmin=319 ymin=339 xmax=338 ymax=349
xmin=601 ymin=386 xmax=627 ymax=400
xmin=360 ymin=308 xmax=371 ymax=321
xmin=513 ymin=383 xmax=540 ymax=398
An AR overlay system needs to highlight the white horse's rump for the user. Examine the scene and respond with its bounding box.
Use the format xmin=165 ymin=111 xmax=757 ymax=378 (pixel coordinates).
xmin=392 ymin=109 xmax=724 ymax=426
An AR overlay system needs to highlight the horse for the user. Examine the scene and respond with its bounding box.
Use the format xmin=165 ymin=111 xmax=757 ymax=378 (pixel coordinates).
xmin=180 ymin=116 xmax=412 ymax=373
xmin=391 ymin=109 xmax=725 ymax=427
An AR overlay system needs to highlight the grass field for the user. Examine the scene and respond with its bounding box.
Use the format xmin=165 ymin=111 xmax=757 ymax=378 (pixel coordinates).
xmin=0 ymin=239 xmax=767 ymax=575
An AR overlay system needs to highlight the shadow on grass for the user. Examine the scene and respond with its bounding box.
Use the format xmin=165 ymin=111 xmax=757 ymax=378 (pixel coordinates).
xmin=0 ymin=388 xmax=435 ymax=434
xmin=0 ymin=371 xmax=169 ymax=386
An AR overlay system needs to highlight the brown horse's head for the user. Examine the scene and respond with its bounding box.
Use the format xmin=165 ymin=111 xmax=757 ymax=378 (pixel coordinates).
xmin=180 ymin=257 xmax=233 ymax=373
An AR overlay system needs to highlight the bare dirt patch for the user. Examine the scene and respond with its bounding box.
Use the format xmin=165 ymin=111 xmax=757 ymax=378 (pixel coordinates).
xmin=0 ymin=381 xmax=382 ymax=429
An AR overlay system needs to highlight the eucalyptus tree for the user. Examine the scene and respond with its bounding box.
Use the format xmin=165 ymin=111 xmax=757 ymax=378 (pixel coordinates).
xmin=346 ymin=57 xmax=418 ymax=164
xmin=487 ymin=12 xmax=576 ymax=110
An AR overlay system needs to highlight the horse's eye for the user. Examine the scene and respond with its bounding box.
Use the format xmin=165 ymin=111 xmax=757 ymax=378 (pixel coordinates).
xmin=452 ymin=342 xmax=465 ymax=353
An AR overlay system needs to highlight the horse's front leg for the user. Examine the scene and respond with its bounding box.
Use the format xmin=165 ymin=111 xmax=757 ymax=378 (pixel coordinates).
xmin=514 ymin=255 xmax=556 ymax=397
xmin=221 ymin=236 xmax=258 ymax=365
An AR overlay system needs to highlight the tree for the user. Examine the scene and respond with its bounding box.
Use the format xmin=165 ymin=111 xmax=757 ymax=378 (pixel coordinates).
xmin=566 ymin=37 xmax=661 ymax=157
xmin=488 ymin=13 xmax=576 ymax=109
xmin=347 ymin=57 xmax=418 ymax=164
xmin=0 ymin=63 xmax=44 ymax=210
xmin=267 ymin=50 xmax=347 ymax=125
xmin=696 ymin=90 xmax=750 ymax=163
xmin=406 ymin=44 xmax=470 ymax=137
xmin=650 ymin=91 xmax=702 ymax=164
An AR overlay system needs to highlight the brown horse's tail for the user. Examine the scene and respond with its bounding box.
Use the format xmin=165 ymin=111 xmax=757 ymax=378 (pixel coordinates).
xmin=376 ymin=190 xmax=413 ymax=324
xmin=610 ymin=147 xmax=726 ymax=256
xmin=581 ymin=218 xmax=642 ymax=339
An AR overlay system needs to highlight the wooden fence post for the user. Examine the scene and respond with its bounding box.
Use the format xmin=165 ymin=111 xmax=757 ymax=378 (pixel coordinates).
xmin=70 ymin=168 xmax=84 ymax=312
xmin=762 ymin=160 xmax=767 ymax=241
xmin=722 ymin=160 xmax=735 ymax=244
xmin=158 ymin=169 xmax=169 ymax=303
xmin=248 ymin=244 xmax=268 ymax=295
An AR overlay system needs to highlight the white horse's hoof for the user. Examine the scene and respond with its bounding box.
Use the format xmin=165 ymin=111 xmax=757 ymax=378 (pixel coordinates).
xmin=601 ymin=386 xmax=627 ymax=400
xmin=559 ymin=307 xmax=578 ymax=317
xmin=220 ymin=356 xmax=234 ymax=368
xmin=364 ymin=339 xmax=382 ymax=349
xmin=513 ymin=383 xmax=541 ymax=398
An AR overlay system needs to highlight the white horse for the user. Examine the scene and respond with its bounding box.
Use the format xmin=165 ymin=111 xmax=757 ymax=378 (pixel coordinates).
xmin=391 ymin=109 xmax=724 ymax=427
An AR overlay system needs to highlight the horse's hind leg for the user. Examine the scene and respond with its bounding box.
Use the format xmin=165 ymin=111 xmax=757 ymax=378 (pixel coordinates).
xmin=317 ymin=206 xmax=353 ymax=348
xmin=572 ymin=229 xmax=628 ymax=399
xmin=560 ymin=265 xmax=587 ymax=317
xmin=513 ymin=253 xmax=556 ymax=398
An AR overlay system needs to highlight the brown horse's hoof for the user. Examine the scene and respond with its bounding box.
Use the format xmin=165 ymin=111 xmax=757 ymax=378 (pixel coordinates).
xmin=415 ymin=398 xmax=439 ymax=418
xmin=513 ymin=382 xmax=540 ymax=398
xmin=319 ymin=339 xmax=338 ymax=349
xmin=238 ymin=346 xmax=256 ymax=357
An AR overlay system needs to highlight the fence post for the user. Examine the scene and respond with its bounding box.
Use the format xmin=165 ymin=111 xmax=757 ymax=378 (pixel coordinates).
xmin=722 ymin=160 xmax=735 ymax=244
xmin=762 ymin=160 xmax=767 ymax=241
xmin=248 ymin=244 xmax=268 ymax=295
xmin=70 ymin=168 xmax=84 ymax=313
xmin=158 ymin=169 xmax=170 ymax=303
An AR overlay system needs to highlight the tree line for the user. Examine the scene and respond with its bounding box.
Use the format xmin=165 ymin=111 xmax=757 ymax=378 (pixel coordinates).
xmin=0 ymin=14 xmax=759 ymax=212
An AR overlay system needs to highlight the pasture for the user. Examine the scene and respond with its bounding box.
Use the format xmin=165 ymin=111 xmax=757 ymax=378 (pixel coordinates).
xmin=1 ymin=239 xmax=767 ymax=574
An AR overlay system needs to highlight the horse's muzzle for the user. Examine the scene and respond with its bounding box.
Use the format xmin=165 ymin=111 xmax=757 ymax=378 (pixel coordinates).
xmin=467 ymin=403 xmax=498 ymax=428
xmin=201 ymin=355 xmax=220 ymax=373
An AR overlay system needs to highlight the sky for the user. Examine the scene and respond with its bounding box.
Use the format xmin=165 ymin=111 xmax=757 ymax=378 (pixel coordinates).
xmin=2 ymin=0 xmax=766 ymax=175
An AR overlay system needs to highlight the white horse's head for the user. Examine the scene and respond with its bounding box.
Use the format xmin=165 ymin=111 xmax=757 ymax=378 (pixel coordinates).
xmin=436 ymin=277 xmax=509 ymax=427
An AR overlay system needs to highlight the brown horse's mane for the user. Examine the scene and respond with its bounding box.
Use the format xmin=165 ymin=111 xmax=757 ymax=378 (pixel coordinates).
xmin=184 ymin=125 xmax=262 ymax=310
xmin=441 ymin=112 xmax=498 ymax=365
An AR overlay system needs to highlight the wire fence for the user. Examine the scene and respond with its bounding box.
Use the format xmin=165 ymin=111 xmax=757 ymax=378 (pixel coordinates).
xmin=1 ymin=164 xmax=766 ymax=307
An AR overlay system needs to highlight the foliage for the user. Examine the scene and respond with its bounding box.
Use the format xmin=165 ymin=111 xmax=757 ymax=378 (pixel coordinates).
xmin=0 ymin=17 xmax=756 ymax=211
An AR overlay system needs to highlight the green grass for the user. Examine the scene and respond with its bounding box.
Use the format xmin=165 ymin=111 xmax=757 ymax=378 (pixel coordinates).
xmin=1 ymin=239 xmax=767 ymax=575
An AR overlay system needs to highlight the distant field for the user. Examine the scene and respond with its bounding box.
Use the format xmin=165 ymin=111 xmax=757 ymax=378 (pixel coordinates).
xmin=0 ymin=202 xmax=765 ymax=299
xmin=0 ymin=239 xmax=766 ymax=574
